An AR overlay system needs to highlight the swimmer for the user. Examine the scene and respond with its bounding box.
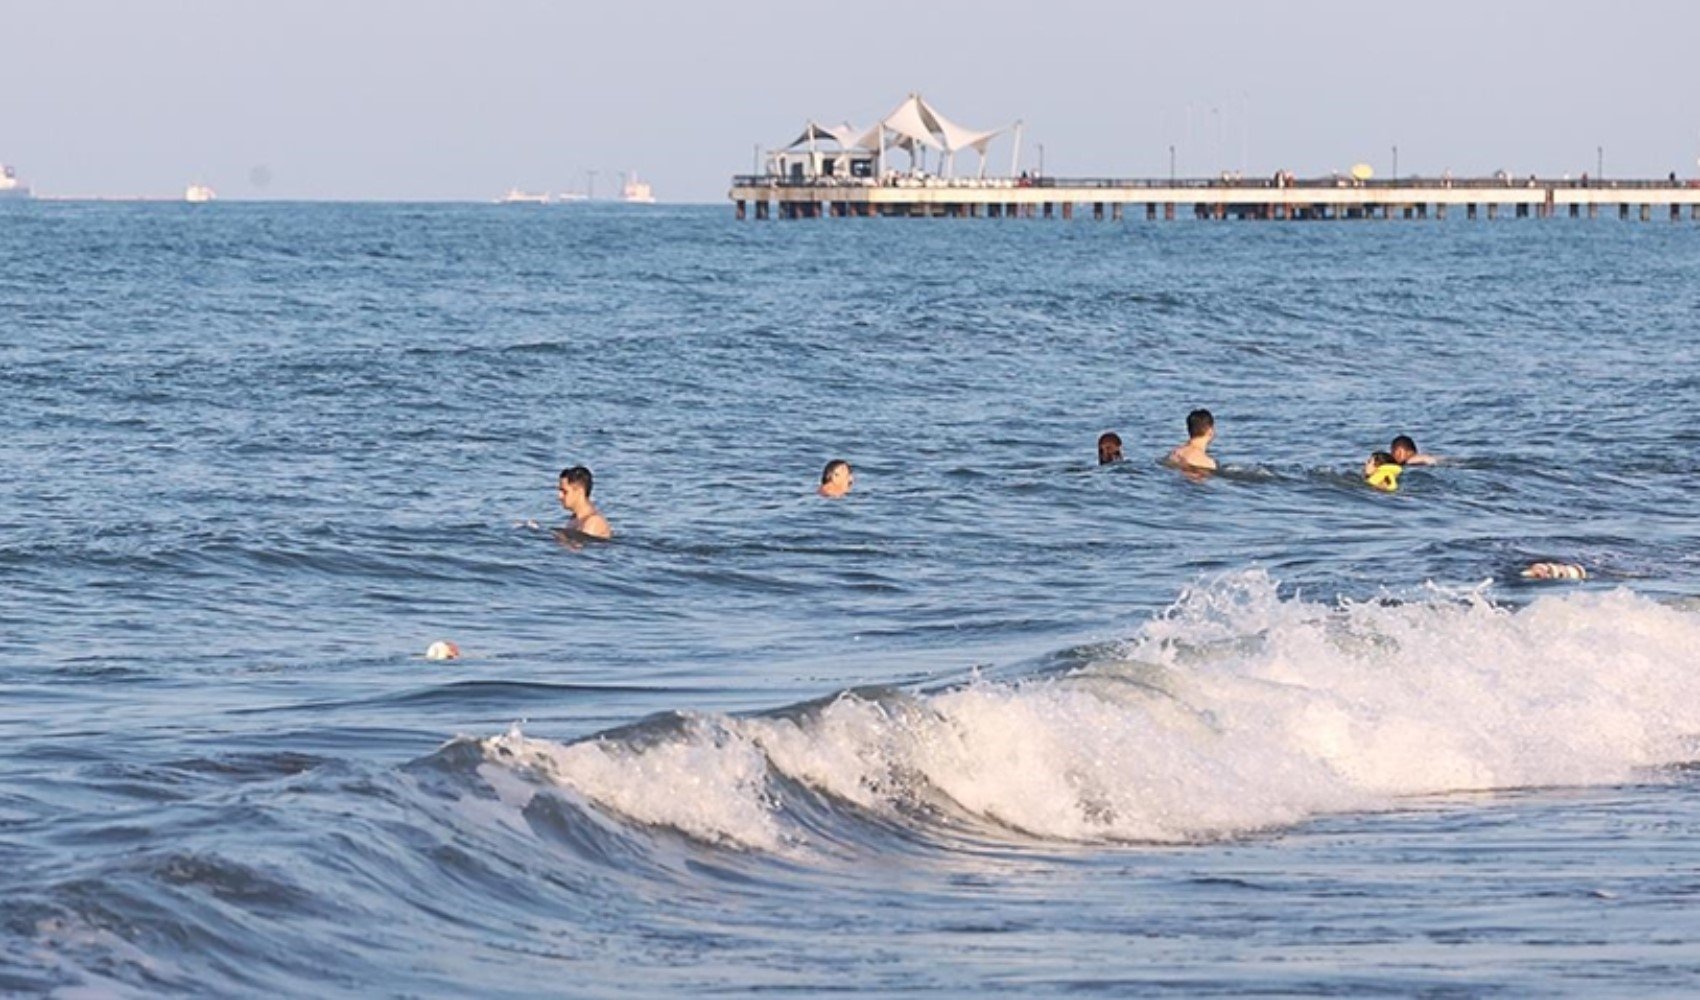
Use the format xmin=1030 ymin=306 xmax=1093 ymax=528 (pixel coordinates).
xmin=819 ymin=459 xmax=853 ymax=498
xmin=1097 ymin=432 xmax=1124 ymax=465
xmin=1521 ymin=562 xmax=1587 ymax=580
xmin=557 ymin=465 xmax=611 ymax=539
xmin=1363 ymin=451 xmax=1403 ymax=492
xmin=1390 ymin=434 xmax=1438 ymax=466
xmin=1165 ymin=409 xmax=1217 ymax=472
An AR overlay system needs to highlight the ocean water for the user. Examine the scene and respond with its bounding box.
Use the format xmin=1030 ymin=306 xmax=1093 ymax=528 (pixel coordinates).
xmin=2 ymin=201 xmax=1699 ymax=996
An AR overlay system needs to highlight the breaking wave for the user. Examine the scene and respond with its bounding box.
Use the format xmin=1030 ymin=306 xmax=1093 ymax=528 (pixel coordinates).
xmin=468 ymin=573 xmax=1700 ymax=850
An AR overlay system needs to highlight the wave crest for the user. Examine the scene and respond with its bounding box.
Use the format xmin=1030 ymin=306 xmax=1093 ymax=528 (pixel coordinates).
xmin=475 ymin=573 xmax=1700 ymax=849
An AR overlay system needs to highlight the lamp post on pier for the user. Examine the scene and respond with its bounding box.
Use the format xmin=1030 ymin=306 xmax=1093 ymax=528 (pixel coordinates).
xmin=1392 ymin=145 xmax=1398 ymax=180
xmin=1169 ymin=144 xmax=1176 ymax=183
xmin=1597 ymin=145 xmax=1604 ymax=180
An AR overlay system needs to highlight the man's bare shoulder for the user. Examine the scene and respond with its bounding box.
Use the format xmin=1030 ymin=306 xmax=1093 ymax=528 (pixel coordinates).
xmin=1166 ymin=446 xmax=1216 ymax=471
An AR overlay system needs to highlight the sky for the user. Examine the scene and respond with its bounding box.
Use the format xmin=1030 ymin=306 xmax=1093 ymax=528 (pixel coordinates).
xmin=4 ymin=0 xmax=1699 ymax=202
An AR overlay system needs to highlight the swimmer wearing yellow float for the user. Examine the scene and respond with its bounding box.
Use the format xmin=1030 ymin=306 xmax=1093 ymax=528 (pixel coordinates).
xmin=1363 ymin=451 xmax=1403 ymax=492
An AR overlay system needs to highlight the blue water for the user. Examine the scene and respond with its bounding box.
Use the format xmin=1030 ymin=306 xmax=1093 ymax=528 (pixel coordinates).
xmin=3 ymin=202 xmax=1700 ymax=996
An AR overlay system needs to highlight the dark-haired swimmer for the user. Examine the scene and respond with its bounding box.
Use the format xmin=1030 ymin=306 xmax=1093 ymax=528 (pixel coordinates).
xmin=1363 ymin=451 xmax=1402 ymax=492
xmin=819 ymin=459 xmax=853 ymax=498
xmin=1390 ymin=434 xmax=1438 ymax=466
xmin=1098 ymin=432 xmax=1124 ymax=465
xmin=557 ymin=465 xmax=611 ymax=539
xmin=1165 ymin=409 xmax=1217 ymax=472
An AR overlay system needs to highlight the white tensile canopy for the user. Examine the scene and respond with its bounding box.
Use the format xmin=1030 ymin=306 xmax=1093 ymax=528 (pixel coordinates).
xmin=782 ymin=94 xmax=1021 ymax=178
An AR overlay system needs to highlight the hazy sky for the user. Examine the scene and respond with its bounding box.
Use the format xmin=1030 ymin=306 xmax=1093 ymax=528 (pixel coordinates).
xmin=5 ymin=0 xmax=1699 ymax=202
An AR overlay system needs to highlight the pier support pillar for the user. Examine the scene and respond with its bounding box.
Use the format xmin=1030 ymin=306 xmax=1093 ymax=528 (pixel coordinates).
xmin=1515 ymin=203 xmax=1528 ymax=219
xmin=1570 ymin=204 xmax=1579 ymax=218
xmin=735 ymin=200 xmax=746 ymax=220
xmin=1062 ymin=202 xmax=1074 ymax=220
xmin=1417 ymin=203 xmax=1428 ymax=219
xmin=1640 ymin=203 xmax=1651 ymax=221
xmin=1672 ymin=204 xmax=1682 ymax=221
xmin=1692 ymin=205 xmax=1700 ymax=221
xmin=1588 ymin=203 xmax=1598 ymax=218
xmin=754 ymin=200 xmax=768 ymax=220
xmin=1487 ymin=204 xmax=1499 ymax=220
xmin=1620 ymin=203 xmax=1630 ymax=220
xmin=1436 ymin=203 xmax=1447 ymax=220
xmin=1043 ymin=202 xmax=1053 ymax=219
xmin=1111 ymin=203 xmax=1123 ymax=221
xmin=1164 ymin=203 xmax=1175 ymax=220
xmin=1467 ymin=203 xmax=1477 ymax=220
xmin=1147 ymin=203 xmax=1157 ymax=220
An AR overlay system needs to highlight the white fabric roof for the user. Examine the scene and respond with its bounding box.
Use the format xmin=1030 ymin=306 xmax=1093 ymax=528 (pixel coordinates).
xmin=795 ymin=94 xmax=1008 ymax=155
xmin=784 ymin=121 xmax=866 ymax=150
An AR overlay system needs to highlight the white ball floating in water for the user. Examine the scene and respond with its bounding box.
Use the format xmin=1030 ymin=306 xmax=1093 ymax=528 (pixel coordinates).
xmin=425 ymin=640 xmax=461 ymax=660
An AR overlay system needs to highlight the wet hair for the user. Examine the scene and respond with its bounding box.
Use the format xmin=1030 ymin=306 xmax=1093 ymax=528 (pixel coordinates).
xmin=821 ymin=459 xmax=849 ymax=485
xmin=1369 ymin=451 xmax=1397 ymax=467
xmin=1097 ymin=432 xmax=1123 ymax=465
xmin=1186 ymin=409 xmax=1215 ymax=439
xmin=1390 ymin=435 xmax=1418 ymax=457
xmin=559 ymin=465 xmax=594 ymax=498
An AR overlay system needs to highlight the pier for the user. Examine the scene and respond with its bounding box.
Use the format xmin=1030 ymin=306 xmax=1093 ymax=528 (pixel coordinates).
xmin=729 ymin=175 xmax=1700 ymax=222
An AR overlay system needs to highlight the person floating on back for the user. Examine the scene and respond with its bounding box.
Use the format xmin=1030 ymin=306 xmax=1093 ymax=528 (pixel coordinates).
xmin=1522 ymin=562 xmax=1586 ymax=580
xmin=1097 ymin=432 xmax=1124 ymax=465
xmin=1389 ymin=434 xmax=1438 ymax=466
xmin=557 ymin=465 xmax=611 ymax=539
xmin=1363 ymin=451 xmax=1403 ymax=492
xmin=819 ymin=459 xmax=853 ymax=498
xmin=1166 ymin=409 xmax=1217 ymax=472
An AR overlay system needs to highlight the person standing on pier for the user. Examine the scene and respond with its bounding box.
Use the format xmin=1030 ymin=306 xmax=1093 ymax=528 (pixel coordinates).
xmin=1166 ymin=410 xmax=1217 ymax=473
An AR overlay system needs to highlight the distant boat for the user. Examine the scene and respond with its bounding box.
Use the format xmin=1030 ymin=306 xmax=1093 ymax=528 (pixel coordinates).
xmin=556 ymin=191 xmax=589 ymax=202
xmin=185 ymin=183 xmax=217 ymax=203
xmin=0 ymin=164 xmax=31 ymax=200
xmin=497 ymin=188 xmax=552 ymax=205
xmin=621 ymin=173 xmax=656 ymax=204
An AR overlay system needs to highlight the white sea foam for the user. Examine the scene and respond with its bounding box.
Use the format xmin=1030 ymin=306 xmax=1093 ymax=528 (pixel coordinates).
xmin=482 ymin=573 xmax=1700 ymax=848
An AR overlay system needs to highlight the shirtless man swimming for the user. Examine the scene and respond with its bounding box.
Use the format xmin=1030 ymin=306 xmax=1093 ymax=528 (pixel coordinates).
xmin=1390 ymin=434 xmax=1438 ymax=466
xmin=1166 ymin=409 xmax=1217 ymax=472
xmin=819 ymin=459 xmax=854 ymax=498
xmin=557 ymin=465 xmax=611 ymax=539
xmin=1097 ymin=432 xmax=1124 ymax=465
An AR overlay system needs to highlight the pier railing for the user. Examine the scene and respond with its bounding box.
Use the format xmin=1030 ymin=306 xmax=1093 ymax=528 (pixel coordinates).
xmin=730 ymin=174 xmax=1698 ymax=191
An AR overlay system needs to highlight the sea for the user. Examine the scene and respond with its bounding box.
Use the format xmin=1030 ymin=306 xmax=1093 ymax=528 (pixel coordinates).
xmin=2 ymin=200 xmax=1699 ymax=997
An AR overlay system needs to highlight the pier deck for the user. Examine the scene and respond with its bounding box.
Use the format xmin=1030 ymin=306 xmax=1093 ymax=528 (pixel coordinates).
xmin=729 ymin=176 xmax=1700 ymax=221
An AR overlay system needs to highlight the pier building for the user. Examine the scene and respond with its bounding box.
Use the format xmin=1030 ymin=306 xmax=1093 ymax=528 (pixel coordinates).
xmin=732 ymin=96 xmax=1700 ymax=222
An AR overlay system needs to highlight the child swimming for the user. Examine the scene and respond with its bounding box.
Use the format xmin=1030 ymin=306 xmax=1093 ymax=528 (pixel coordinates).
xmin=1363 ymin=451 xmax=1402 ymax=492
